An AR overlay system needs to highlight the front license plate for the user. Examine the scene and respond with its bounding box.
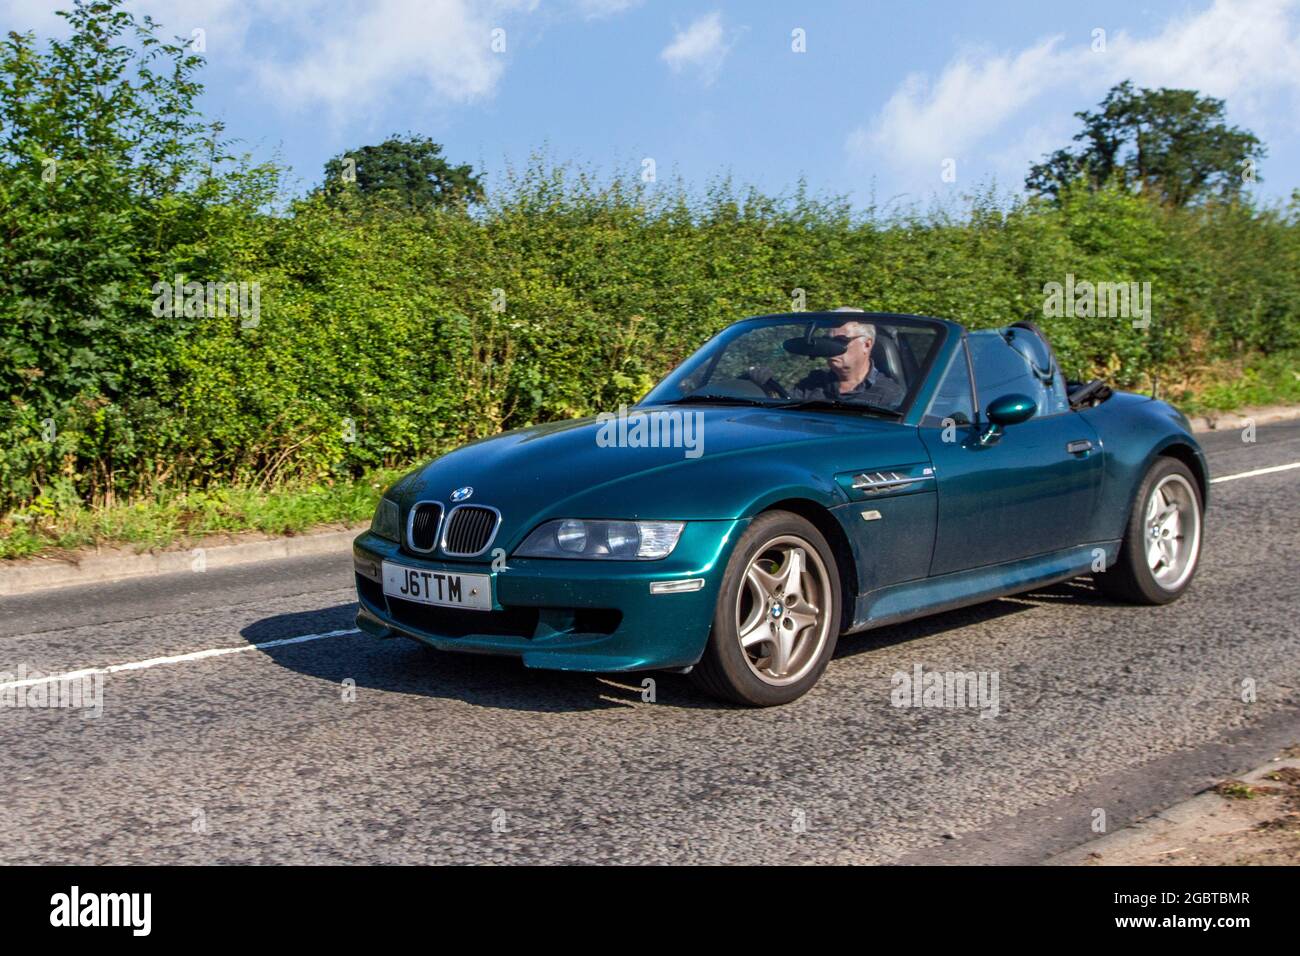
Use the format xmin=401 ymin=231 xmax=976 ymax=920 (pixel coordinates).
xmin=382 ymin=562 xmax=491 ymax=611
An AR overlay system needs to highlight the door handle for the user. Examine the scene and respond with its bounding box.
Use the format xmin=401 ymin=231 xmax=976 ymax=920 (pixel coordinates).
xmin=1066 ymin=439 xmax=1093 ymax=455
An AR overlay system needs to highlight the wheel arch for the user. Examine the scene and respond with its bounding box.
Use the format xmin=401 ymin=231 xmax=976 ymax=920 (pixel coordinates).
xmin=1096 ymin=440 xmax=1207 ymax=604
xmin=1154 ymin=439 xmax=1209 ymax=508
xmin=1109 ymin=438 xmax=1209 ymax=549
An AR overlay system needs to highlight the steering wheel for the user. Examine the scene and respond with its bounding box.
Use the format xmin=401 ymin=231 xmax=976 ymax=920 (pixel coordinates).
xmin=743 ymin=367 xmax=789 ymax=399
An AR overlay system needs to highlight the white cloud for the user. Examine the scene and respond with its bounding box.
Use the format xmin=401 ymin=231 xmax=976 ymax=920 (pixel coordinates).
xmin=0 ymin=0 xmax=538 ymax=121
xmin=660 ymin=11 xmax=731 ymax=84
xmin=848 ymin=0 xmax=1300 ymax=187
xmin=1103 ymin=0 xmax=1300 ymax=110
xmin=847 ymin=36 xmax=1065 ymax=178
xmin=131 ymin=0 xmax=257 ymax=50
xmin=255 ymin=0 xmax=529 ymax=119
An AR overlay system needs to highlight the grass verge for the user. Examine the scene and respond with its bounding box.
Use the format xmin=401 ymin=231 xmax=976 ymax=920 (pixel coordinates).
xmin=1171 ymin=349 xmax=1300 ymax=415
xmin=0 ymin=471 xmax=401 ymax=560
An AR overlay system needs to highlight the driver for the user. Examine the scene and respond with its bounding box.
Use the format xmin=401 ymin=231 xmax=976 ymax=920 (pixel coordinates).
xmin=762 ymin=316 xmax=903 ymax=407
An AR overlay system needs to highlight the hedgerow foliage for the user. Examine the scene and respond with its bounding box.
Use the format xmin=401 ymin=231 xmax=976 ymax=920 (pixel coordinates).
xmin=2 ymin=2 xmax=1299 ymax=517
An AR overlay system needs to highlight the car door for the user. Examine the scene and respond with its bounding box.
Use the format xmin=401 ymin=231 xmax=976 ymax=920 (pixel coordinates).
xmin=918 ymin=328 xmax=1102 ymax=576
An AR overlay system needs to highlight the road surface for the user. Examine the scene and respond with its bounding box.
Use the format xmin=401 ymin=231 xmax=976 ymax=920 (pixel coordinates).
xmin=3 ymin=420 xmax=1298 ymax=864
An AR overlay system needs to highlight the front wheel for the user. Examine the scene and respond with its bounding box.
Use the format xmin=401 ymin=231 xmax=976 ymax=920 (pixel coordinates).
xmin=1096 ymin=457 xmax=1204 ymax=604
xmin=690 ymin=511 xmax=841 ymax=706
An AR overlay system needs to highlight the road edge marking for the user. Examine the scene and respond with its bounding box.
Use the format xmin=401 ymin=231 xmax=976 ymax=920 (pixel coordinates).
xmin=0 ymin=628 xmax=361 ymax=691
xmin=1210 ymin=461 xmax=1300 ymax=483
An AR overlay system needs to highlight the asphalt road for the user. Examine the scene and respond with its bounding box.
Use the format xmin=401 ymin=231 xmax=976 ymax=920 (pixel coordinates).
xmin=3 ymin=420 xmax=1298 ymax=865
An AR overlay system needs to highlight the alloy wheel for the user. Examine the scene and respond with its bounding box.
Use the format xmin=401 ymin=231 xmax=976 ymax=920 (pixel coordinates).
xmin=734 ymin=534 xmax=833 ymax=686
xmin=1144 ymin=473 xmax=1201 ymax=591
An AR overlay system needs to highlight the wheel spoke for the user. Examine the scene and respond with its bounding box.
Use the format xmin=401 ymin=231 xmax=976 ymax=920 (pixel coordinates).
xmin=739 ymin=616 xmax=771 ymax=649
xmin=786 ymin=608 xmax=818 ymax=634
xmin=794 ymin=600 xmax=820 ymax=617
xmin=746 ymin=563 xmax=782 ymax=597
xmin=779 ymin=548 xmax=806 ymax=604
xmin=737 ymin=592 xmax=766 ymax=640
xmin=769 ymin=627 xmax=794 ymax=676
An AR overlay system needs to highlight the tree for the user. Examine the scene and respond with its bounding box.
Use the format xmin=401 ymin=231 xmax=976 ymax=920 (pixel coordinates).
xmin=322 ymin=135 xmax=484 ymax=210
xmin=0 ymin=0 xmax=275 ymax=509
xmin=1026 ymin=81 xmax=1265 ymax=206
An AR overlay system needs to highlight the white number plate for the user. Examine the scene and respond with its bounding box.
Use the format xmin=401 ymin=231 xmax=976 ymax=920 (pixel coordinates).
xmin=381 ymin=562 xmax=491 ymax=611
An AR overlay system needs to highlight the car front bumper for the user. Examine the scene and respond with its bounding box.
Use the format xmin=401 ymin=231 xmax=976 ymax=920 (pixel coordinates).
xmin=351 ymin=520 xmax=745 ymax=672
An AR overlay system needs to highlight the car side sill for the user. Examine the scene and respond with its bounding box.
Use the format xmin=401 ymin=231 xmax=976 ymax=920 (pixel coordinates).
xmin=847 ymin=541 xmax=1121 ymax=635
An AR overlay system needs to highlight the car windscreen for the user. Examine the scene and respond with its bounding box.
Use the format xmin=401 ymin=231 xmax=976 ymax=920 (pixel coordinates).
xmin=641 ymin=316 xmax=946 ymax=415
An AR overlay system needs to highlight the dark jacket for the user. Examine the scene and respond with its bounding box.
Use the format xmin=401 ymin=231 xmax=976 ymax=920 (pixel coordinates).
xmin=790 ymin=365 xmax=905 ymax=407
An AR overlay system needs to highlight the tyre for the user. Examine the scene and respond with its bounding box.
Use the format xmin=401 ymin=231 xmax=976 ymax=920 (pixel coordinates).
xmin=1096 ymin=456 xmax=1204 ymax=605
xmin=691 ymin=510 xmax=841 ymax=706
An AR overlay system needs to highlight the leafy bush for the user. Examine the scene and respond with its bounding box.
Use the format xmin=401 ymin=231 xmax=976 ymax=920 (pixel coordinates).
xmin=2 ymin=2 xmax=1299 ymax=525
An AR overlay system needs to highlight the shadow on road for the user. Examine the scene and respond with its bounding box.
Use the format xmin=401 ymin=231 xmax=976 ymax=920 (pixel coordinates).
xmin=240 ymin=603 xmax=703 ymax=714
xmin=833 ymin=598 xmax=1030 ymax=661
xmin=241 ymin=577 xmax=1112 ymax=713
xmin=833 ymin=576 xmax=1111 ymax=661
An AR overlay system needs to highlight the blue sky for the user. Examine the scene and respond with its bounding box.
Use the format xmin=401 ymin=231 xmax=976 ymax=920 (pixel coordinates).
xmin=5 ymin=0 xmax=1299 ymax=207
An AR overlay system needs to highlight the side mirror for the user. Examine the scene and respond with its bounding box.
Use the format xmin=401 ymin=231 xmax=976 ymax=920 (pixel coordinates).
xmin=980 ymin=393 xmax=1036 ymax=445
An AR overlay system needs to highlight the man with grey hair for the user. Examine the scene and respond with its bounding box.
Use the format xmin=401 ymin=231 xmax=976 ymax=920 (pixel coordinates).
xmin=788 ymin=312 xmax=906 ymax=407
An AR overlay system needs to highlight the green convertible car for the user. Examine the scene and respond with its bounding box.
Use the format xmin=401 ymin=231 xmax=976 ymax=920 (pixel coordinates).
xmin=353 ymin=310 xmax=1208 ymax=705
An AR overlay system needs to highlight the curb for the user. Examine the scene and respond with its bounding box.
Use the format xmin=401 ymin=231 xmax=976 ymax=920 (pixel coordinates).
xmin=1187 ymin=403 xmax=1300 ymax=433
xmin=1044 ymin=755 xmax=1300 ymax=865
xmin=0 ymin=525 xmax=366 ymax=597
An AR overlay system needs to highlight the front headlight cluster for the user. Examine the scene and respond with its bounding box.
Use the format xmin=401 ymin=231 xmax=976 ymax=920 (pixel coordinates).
xmin=514 ymin=519 xmax=684 ymax=560
xmin=370 ymin=497 xmax=401 ymax=543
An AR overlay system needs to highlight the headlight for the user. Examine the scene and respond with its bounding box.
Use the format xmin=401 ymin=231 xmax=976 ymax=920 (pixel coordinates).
xmin=370 ymin=497 xmax=401 ymax=543
xmin=514 ymin=519 xmax=685 ymax=560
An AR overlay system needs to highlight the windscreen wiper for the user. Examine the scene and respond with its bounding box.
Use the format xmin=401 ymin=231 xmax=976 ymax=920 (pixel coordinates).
xmin=662 ymin=394 xmax=776 ymax=407
xmin=774 ymin=398 xmax=904 ymax=419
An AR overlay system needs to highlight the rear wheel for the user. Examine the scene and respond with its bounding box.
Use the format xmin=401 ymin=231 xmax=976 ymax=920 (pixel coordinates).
xmin=691 ymin=511 xmax=841 ymax=706
xmin=1096 ymin=457 xmax=1203 ymax=604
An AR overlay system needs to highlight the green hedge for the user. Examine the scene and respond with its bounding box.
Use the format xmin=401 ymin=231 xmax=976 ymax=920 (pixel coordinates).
xmin=3 ymin=7 xmax=1299 ymax=520
xmin=4 ymin=169 xmax=1300 ymax=518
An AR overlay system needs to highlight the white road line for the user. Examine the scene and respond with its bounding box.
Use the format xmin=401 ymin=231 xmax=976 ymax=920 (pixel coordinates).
xmin=1211 ymin=461 xmax=1300 ymax=483
xmin=4 ymin=458 xmax=1297 ymax=694
xmin=0 ymin=628 xmax=360 ymax=691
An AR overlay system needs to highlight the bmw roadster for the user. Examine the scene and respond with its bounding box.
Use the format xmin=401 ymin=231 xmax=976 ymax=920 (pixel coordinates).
xmin=353 ymin=310 xmax=1207 ymax=705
